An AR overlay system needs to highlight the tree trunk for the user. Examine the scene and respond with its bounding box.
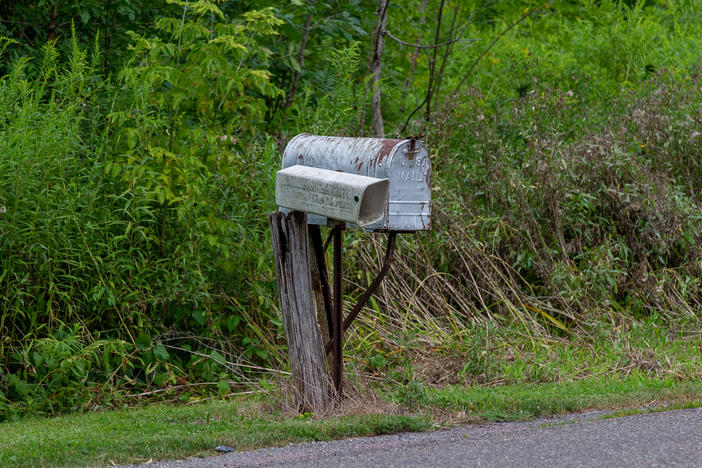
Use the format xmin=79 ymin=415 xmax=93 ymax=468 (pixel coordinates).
xmin=46 ymin=1 xmax=60 ymax=43
xmin=371 ymin=0 xmax=389 ymax=137
xmin=424 ymin=0 xmax=446 ymax=123
xmin=433 ymin=5 xmax=459 ymax=112
xmin=285 ymin=13 xmax=314 ymax=108
xmin=269 ymin=211 xmax=331 ymax=413
xmin=400 ymin=0 xmax=429 ymax=112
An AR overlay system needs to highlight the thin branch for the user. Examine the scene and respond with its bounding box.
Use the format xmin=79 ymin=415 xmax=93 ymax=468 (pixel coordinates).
xmin=398 ymin=92 xmax=428 ymax=136
xmin=284 ymin=12 xmax=313 ymax=108
xmin=398 ymin=6 xmax=475 ymax=132
xmin=424 ymin=0 xmax=446 ymax=122
xmin=450 ymin=6 xmax=545 ymax=97
xmin=371 ymin=0 xmax=390 ymax=137
xmin=433 ymin=4 xmax=461 ymax=111
xmin=0 ymin=18 xmax=42 ymax=27
xmin=310 ymin=11 xmax=344 ymax=30
xmin=400 ymin=0 xmax=428 ymax=108
xmin=384 ymin=29 xmax=475 ymax=49
xmin=126 ymin=384 xmax=258 ymax=398
xmin=162 ymin=344 xmax=291 ymax=375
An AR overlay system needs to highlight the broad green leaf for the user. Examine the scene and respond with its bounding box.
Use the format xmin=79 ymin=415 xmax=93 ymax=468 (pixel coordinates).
xmin=209 ymin=350 xmax=226 ymax=365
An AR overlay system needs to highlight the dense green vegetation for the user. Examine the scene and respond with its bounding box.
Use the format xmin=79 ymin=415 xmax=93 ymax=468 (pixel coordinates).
xmin=1 ymin=0 xmax=701 ymax=421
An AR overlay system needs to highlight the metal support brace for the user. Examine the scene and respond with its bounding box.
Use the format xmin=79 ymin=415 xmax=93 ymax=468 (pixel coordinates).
xmin=313 ymin=226 xmax=397 ymax=391
xmin=332 ymin=224 xmax=345 ymax=392
xmin=309 ymin=225 xmax=334 ymax=342
xmin=324 ymin=232 xmax=397 ymax=356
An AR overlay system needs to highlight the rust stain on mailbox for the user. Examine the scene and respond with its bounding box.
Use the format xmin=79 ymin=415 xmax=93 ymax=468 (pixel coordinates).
xmin=281 ymin=134 xmax=432 ymax=232
xmin=377 ymin=138 xmax=403 ymax=163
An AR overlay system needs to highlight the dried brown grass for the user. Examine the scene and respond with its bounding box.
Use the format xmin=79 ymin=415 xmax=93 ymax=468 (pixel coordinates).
xmin=338 ymin=68 xmax=702 ymax=386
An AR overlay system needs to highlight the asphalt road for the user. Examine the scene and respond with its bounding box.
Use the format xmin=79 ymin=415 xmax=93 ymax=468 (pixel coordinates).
xmin=140 ymin=406 xmax=702 ymax=467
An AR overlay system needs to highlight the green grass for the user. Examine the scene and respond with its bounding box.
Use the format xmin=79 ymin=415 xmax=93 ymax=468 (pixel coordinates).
xmin=2 ymin=375 xmax=701 ymax=467
xmin=593 ymin=399 xmax=702 ymax=421
xmin=0 ymin=397 xmax=429 ymax=467
xmin=407 ymin=375 xmax=702 ymax=422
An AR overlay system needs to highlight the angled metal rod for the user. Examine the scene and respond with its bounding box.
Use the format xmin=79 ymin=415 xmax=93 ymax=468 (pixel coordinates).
xmin=323 ymin=228 xmax=334 ymax=253
xmin=325 ymin=232 xmax=397 ymax=355
xmin=332 ymin=224 xmax=345 ymax=392
xmin=343 ymin=232 xmax=397 ymax=330
xmin=309 ymin=225 xmax=334 ymax=341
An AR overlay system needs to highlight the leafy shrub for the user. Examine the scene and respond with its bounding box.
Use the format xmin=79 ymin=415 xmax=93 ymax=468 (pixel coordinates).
xmin=291 ymin=41 xmax=364 ymax=136
xmin=0 ymin=2 xmax=287 ymax=419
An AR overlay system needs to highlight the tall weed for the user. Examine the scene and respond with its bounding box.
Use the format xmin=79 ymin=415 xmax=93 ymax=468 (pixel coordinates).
xmin=0 ymin=3 xmax=288 ymax=420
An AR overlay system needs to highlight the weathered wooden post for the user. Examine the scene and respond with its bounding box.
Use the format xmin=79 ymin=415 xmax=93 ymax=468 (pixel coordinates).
xmin=269 ymin=210 xmax=330 ymax=412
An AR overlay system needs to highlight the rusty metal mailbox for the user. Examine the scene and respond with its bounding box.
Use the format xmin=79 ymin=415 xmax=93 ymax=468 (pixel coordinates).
xmin=281 ymin=134 xmax=431 ymax=231
xmin=272 ymin=134 xmax=432 ymax=395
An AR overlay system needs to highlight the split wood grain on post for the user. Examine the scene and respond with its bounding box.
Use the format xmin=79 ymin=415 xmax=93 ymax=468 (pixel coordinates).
xmin=269 ymin=211 xmax=331 ymax=412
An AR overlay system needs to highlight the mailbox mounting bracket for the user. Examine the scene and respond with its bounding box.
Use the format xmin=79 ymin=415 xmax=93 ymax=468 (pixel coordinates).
xmin=310 ymin=225 xmax=397 ymax=392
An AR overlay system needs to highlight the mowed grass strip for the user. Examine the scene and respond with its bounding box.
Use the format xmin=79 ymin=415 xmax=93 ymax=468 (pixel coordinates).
xmin=415 ymin=375 xmax=702 ymax=422
xmin=0 ymin=400 xmax=429 ymax=468
xmin=2 ymin=375 xmax=701 ymax=467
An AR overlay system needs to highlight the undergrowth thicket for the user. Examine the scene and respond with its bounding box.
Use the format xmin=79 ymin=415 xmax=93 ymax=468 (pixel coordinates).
xmin=1 ymin=0 xmax=701 ymax=421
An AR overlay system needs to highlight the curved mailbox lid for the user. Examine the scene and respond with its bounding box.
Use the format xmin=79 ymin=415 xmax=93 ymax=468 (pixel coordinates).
xmin=282 ymin=134 xmax=431 ymax=231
